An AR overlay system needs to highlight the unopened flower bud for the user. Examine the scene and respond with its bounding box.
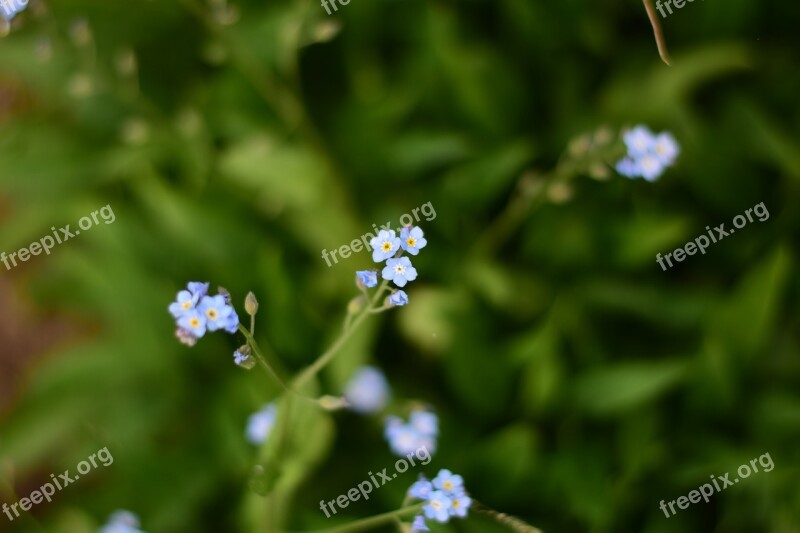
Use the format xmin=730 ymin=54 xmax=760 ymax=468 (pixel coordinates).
xmin=318 ymin=395 xmax=349 ymax=411
xmin=245 ymin=291 xmax=259 ymax=316
xmin=348 ymin=295 xmax=366 ymax=315
xmin=234 ymin=345 xmax=255 ymax=369
xmin=218 ymin=286 xmax=232 ymax=304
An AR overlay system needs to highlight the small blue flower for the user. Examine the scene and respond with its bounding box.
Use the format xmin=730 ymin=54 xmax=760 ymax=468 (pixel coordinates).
xmin=410 ymin=410 xmax=438 ymax=437
xmin=653 ymin=132 xmax=679 ymax=165
xmin=411 ymin=515 xmax=430 ymax=532
xmin=615 ymin=157 xmax=639 ymax=178
xmin=177 ymin=309 xmax=207 ymax=338
xmin=355 ymin=270 xmax=378 ymax=289
xmin=344 ymin=366 xmax=390 ymax=414
xmin=197 ymin=295 xmax=238 ymax=333
xmin=370 ymin=229 xmax=401 ymax=262
xmin=187 ymin=282 xmax=210 ymax=300
xmin=169 ymin=290 xmax=197 ymax=318
xmin=432 ymin=469 xmax=464 ymax=495
xmin=233 ymin=348 xmax=255 ymax=369
xmin=99 ymin=510 xmax=146 ymax=533
xmin=0 ymin=0 xmax=28 ymax=22
xmin=246 ymin=403 xmax=278 ymax=445
xmin=423 ymin=491 xmax=452 ymax=523
xmin=389 ymin=290 xmax=409 ymax=307
xmin=637 ymin=153 xmax=666 ymax=182
xmin=450 ymin=493 xmax=472 ymax=518
xmin=382 ymin=257 xmax=417 ymax=288
xmin=408 ymin=477 xmax=434 ymax=500
xmin=623 ymin=125 xmax=655 ymax=158
xmin=387 ymin=424 xmax=423 ymax=456
xmin=400 ymin=226 xmax=427 ymax=255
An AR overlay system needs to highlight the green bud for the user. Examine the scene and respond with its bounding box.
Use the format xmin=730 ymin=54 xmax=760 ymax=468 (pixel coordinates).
xmin=245 ymin=291 xmax=259 ymax=316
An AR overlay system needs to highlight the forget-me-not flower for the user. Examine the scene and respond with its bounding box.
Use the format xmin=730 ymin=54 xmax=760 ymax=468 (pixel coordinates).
xmin=400 ymin=226 xmax=427 ymax=255
xmin=384 ymin=409 xmax=438 ymax=457
xmin=99 ymin=510 xmax=146 ymax=533
xmin=433 ymin=469 xmax=464 ymax=494
xmin=616 ymin=125 xmax=679 ymax=181
xmin=411 ymin=515 xmax=430 ymax=531
xmin=389 ymin=290 xmax=409 ymax=306
xmin=382 ymin=257 xmax=417 ymax=287
xmin=408 ymin=477 xmax=434 ymax=500
xmin=423 ymin=491 xmax=453 ymax=523
xmin=177 ymin=309 xmax=207 ymax=339
xmin=344 ymin=366 xmax=390 ymax=414
xmin=370 ymin=229 xmax=401 ymax=262
xmin=450 ymin=493 xmax=472 ymax=518
xmin=246 ymin=403 xmax=278 ymax=445
xmin=198 ymin=295 xmax=239 ymax=333
xmin=355 ymin=270 xmax=378 ymax=289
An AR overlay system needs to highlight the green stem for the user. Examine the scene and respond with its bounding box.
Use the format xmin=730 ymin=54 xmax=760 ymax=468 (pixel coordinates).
xmin=238 ymin=324 xmax=289 ymax=392
xmin=290 ymin=503 xmax=425 ymax=533
xmin=293 ymin=280 xmax=390 ymax=389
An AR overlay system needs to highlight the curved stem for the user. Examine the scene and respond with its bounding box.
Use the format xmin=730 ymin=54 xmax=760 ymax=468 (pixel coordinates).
xmin=238 ymin=324 xmax=289 ymax=391
xmin=289 ymin=503 xmax=425 ymax=533
xmin=293 ymin=280 xmax=390 ymax=389
xmin=643 ymin=0 xmax=671 ymax=65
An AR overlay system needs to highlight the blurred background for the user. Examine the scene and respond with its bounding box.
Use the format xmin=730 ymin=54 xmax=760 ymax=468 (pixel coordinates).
xmin=1 ymin=0 xmax=799 ymax=531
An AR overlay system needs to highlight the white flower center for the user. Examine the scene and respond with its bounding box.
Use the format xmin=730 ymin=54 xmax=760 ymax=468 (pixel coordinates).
xmin=394 ymin=264 xmax=406 ymax=275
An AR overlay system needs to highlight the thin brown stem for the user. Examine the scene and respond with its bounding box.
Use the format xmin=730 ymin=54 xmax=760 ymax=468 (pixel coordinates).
xmin=643 ymin=0 xmax=671 ymax=65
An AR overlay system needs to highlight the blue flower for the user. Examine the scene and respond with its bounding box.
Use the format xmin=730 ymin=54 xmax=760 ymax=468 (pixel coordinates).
xmin=177 ymin=309 xmax=207 ymax=339
xmin=187 ymin=282 xmax=210 ymax=300
xmin=382 ymin=257 xmax=417 ymax=288
xmin=410 ymin=410 xmax=438 ymax=437
xmin=411 ymin=515 xmax=430 ymax=531
xmin=355 ymin=270 xmax=378 ymax=289
xmin=370 ymin=229 xmax=401 ymax=262
xmin=246 ymin=403 xmax=278 ymax=445
xmin=344 ymin=366 xmax=390 ymax=414
xmin=389 ymin=290 xmax=409 ymax=306
xmin=99 ymin=510 xmax=146 ymax=533
xmin=450 ymin=493 xmax=472 ymax=518
xmin=386 ymin=423 xmax=423 ymax=456
xmin=616 ymin=125 xmax=679 ymax=181
xmin=432 ymin=469 xmax=464 ymax=495
xmin=168 ymin=282 xmax=208 ymax=318
xmin=0 ymin=0 xmax=28 ymax=22
xmin=408 ymin=477 xmax=434 ymax=500
xmin=197 ymin=295 xmax=238 ymax=333
xmin=423 ymin=491 xmax=452 ymax=523
xmin=400 ymin=226 xmax=427 ymax=255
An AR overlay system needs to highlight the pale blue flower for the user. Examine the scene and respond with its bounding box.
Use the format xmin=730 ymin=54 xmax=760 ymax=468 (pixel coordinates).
xmin=98 ymin=510 xmax=146 ymax=533
xmin=411 ymin=515 xmax=430 ymax=531
xmin=246 ymin=403 xmax=278 ymax=445
xmin=423 ymin=491 xmax=452 ymax=523
xmin=410 ymin=410 xmax=438 ymax=437
xmin=369 ymin=229 xmax=401 ymax=262
xmin=389 ymin=290 xmax=409 ymax=306
xmin=400 ymin=226 xmax=427 ymax=255
xmin=177 ymin=309 xmax=207 ymax=338
xmin=653 ymin=132 xmax=679 ymax=165
xmin=616 ymin=125 xmax=679 ymax=181
xmin=623 ymin=125 xmax=655 ymax=158
xmin=432 ymin=469 xmax=464 ymax=495
xmin=408 ymin=477 xmax=434 ymax=500
xmin=169 ymin=290 xmax=197 ymax=318
xmin=450 ymin=493 xmax=472 ymax=518
xmin=382 ymin=257 xmax=417 ymax=287
xmin=344 ymin=366 xmax=390 ymax=414
xmin=355 ymin=270 xmax=378 ymax=288
xmin=0 ymin=0 xmax=28 ymax=22
xmin=197 ymin=295 xmax=238 ymax=333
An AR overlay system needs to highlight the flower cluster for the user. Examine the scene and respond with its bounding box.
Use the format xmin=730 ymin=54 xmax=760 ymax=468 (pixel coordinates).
xmin=344 ymin=366 xmax=391 ymax=414
xmin=384 ymin=409 xmax=438 ymax=457
xmin=0 ymin=0 xmax=28 ymax=22
xmin=99 ymin=510 xmax=146 ymax=533
xmin=246 ymin=403 xmax=278 ymax=445
xmin=408 ymin=469 xmax=472 ymax=530
xmin=356 ymin=225 xmax=427 ymax=306
xmin=168 ymin=282 xmax=239 ymax=346
xmin=615 ymin=125 xmax=680 ymax=181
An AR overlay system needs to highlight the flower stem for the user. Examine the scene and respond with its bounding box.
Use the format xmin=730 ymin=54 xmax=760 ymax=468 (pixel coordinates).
xmin=289 ymin=503 xmax=424 ymax=533
xmin=293 ymin=280 xmax=390 ymax=389
xmin=238 ymin=324 xmax=289 ymax=392
xmin=643 ymin=0 xmax=671 ymax=65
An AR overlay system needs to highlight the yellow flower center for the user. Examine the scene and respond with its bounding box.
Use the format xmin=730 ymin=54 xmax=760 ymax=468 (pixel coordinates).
xmin=406 ymin=237 xmax=417 ymax=247
xmin=189 ymin=318 xmax=201 ymax=328
xmin=431 ymin=501 xmax=442 ymax=509
xmin=206 ymin=309 xmax=218 ymax=321
xmin=443 ymin=481 xmax=453 ymax=491
xmin=182 ymin=300 xmax=192 ymax=310
xmin=453 ymin=499 xmax=460 ymax=508
xmin=381 ymin=241 xmax=393 ymax=252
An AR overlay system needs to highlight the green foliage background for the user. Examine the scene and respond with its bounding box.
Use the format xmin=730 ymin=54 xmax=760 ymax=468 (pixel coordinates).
xmin=1 ymin=0 xmax=799 ymax=531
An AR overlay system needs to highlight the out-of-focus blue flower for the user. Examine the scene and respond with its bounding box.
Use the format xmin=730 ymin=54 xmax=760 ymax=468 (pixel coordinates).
xmin=389 ymin=290 xmax=409 ymax=306
xmin=370 ymin=229 xmax=401 ymax=262
xmin=187 ymin=282 xmax=210 ymax=300
xmin=450 ymin=493 xmax=472 ymax=518
xmin=432 ymin=469 xmax=464 ymax=494
xmin=408 ymin=477 xmax=434 ymax=500
xmin=98 ymin=510 xmax=146 ymax=533
xmin=0 ymin=0 xmax=28 ymax=22
xmin=344 ymin=366 xmax=390 ymax=414
xmin=410 ymin=410 xmax=438 ymax=437
xmin=400 ymin=226 xmax=427 ymax=255
xmin=423 ymin=491 xmax=452 ymax=523
xmin=411 ymin=515 xmax=430 ymax=532
xmin=355 ymin=270 xmax=378 ymax=289
xmin=382 ymin=257 xmax=417 ymax=287
xmin=616 ymin=125 xmax=679 ymax=181
xmin=384 ymin=409 xmax=438 ymax=457
xmin=246 ymin=403 xmax=278 ymax=445
xmin=198 ymin=295 xmax=238 ymax=333
xmin=177 ymin=310 xmax=207 ymax=338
